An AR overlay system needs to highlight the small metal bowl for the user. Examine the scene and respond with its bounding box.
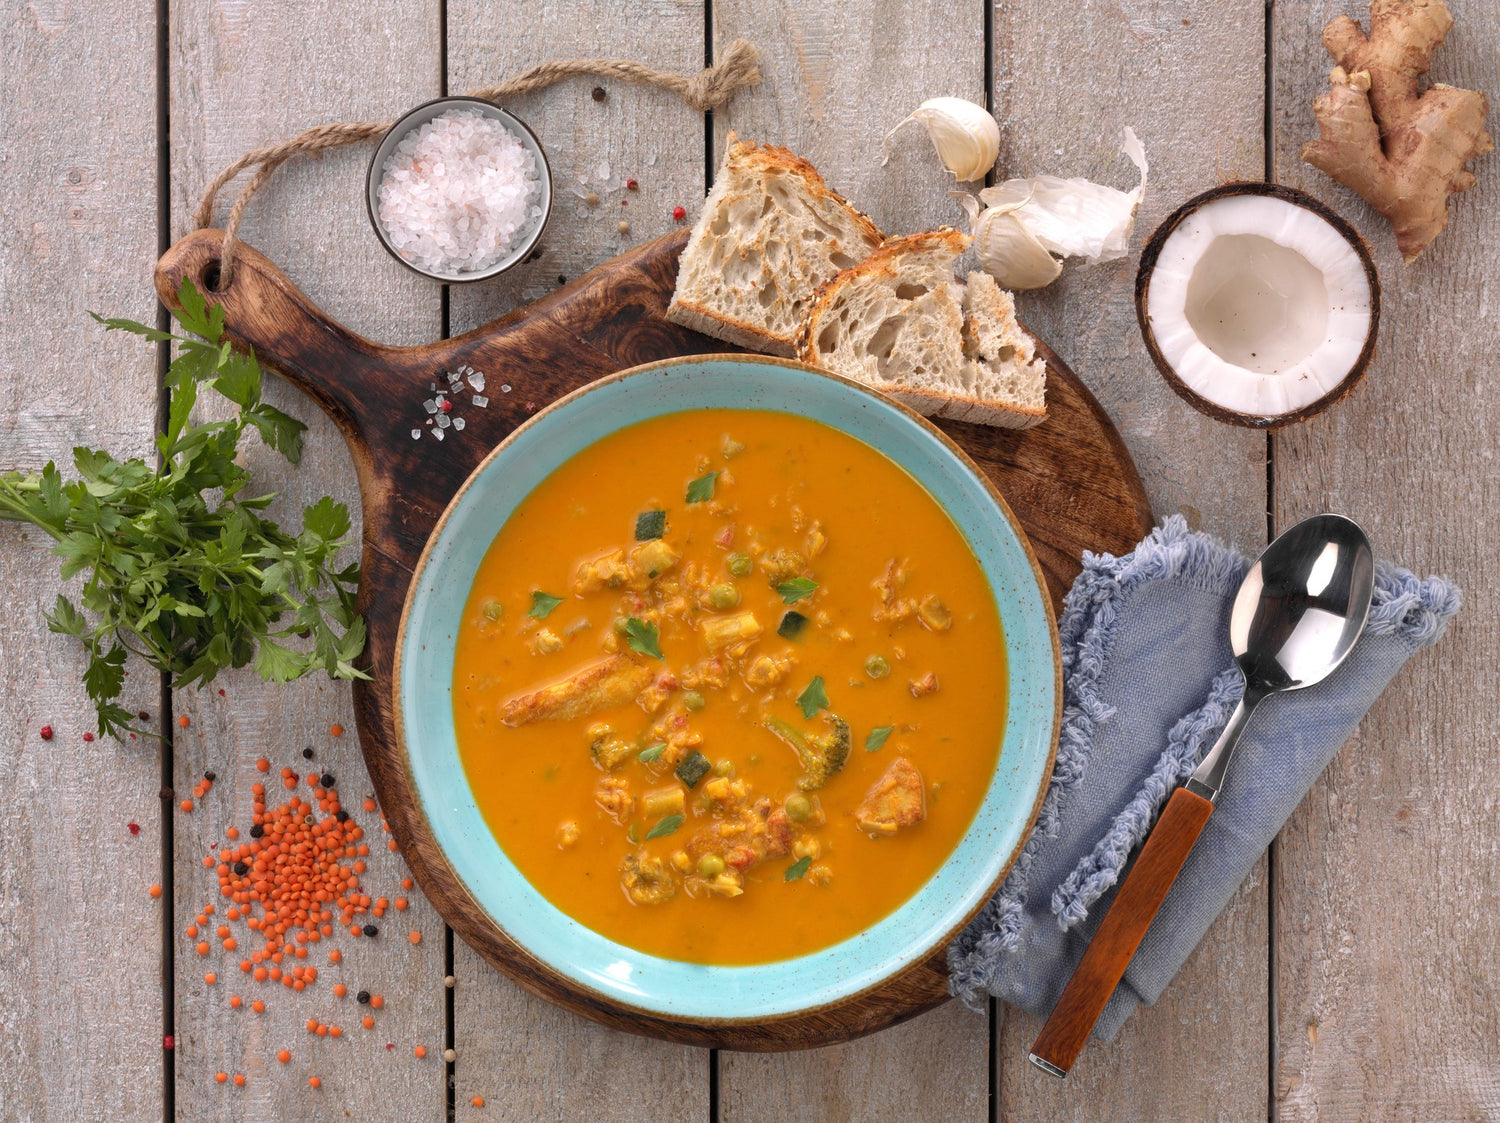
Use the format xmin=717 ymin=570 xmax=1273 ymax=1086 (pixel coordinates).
xmin=366 ymin=96 xmax=552 ymax=284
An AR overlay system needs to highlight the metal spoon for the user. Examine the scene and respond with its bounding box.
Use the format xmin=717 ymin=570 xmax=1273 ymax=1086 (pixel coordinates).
xmin=1029 ymin=513 xmax=1375 ymax=1078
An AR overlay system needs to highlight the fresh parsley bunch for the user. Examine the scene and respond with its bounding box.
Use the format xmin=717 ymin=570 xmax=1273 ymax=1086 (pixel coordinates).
xmin=0 ymin=279 xmax=366 ymax=739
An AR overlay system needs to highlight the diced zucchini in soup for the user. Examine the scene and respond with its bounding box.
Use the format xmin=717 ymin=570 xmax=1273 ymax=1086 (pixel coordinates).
xmin=631 ymin=538 xmax=679 ymax=580
xmin=700 ymin=612 xmax=762 ymax=651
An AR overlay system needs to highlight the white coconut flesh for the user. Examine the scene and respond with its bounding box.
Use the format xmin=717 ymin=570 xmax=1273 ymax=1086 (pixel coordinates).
xmin=1145 ymin=194 xmax=1373 ymax=418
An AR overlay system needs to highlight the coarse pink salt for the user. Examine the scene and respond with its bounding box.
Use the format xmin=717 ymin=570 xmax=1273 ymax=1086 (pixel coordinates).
xmin=377 ymin=108 xmax=542 ymax=275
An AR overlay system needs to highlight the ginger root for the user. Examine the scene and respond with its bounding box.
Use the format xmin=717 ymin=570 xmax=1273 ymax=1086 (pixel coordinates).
xmin=1302 ymin=0 xmax=1492 ymax=262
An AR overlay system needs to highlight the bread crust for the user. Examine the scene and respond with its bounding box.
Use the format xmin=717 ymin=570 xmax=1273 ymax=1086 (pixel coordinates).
xmin=665 ymin=134 xmax=884 ymax=351
xmin=795 ymin=229 xmax=1047 ymax=431
xmin=792 ymin=229 xmax=972 ymax=361
xmin=720 ymin=138 xmax=883 ymax=247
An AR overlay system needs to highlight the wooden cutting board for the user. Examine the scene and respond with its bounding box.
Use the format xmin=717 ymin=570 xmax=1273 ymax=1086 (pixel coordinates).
xmin=154 ymin=228 xmax=1151 ymax=1051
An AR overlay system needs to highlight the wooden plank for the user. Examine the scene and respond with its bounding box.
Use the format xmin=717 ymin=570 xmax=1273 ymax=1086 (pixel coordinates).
xmin=167 ymin=2 xmax=446 ymax=1117
xmin=444 ymin=2 xmax=711 ymax=1117
xmin=0 ymin=3 xmax=164 ymax=1120
xmin=710 ymin=2 xmax=992 ymax=1117
xmin=990 ymin=1 xmax=1272 ymax=1117
xmin=1270 ymin=4 xmax=1500 ymax=1118
xmin=721 ymin=1000 xmax=990 ymax=1121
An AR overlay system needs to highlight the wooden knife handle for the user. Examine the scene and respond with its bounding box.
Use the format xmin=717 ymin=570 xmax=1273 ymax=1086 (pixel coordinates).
xmin=1029 ymin=786 xmax=1215 ymax=1077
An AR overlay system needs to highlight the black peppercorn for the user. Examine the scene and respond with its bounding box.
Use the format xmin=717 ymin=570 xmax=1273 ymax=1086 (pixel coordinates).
xmin=336 ymin=810 xmax=349 ymax=823
xmin=363 ymin=924 xmax=378 ymax=938
xmin=556 ymin=275 xmax=567 ymax=285
xmin=356 ymin=990 xmax=370 ymax=1004
xmin=302 ymin=747 xmax=314 ymax=759
xmin=204 ymin=771 xmax=216 ymax=782
xmin=591 ymin=85 xmax=606 ymax=102
xmin=249 ymin=824 xmax=264 ymax=839
xmin=233 ymin=861 xmax=249 ymax=875
xmin=320 ymin=773 xmax=335 ymax=788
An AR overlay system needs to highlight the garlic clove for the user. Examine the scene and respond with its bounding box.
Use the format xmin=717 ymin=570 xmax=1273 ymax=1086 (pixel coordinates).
xmin=973 ymin=207 xmax=1063 ymax=290
xmin=884 ymin=96 xmax=1000 ymax=183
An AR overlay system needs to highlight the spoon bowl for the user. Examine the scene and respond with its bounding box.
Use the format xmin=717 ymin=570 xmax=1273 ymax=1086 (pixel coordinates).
xmin=1230 ymin=513 xmax=1375 ymax=694
xmin=1189 ymin=513 xmax=1376 ymax=801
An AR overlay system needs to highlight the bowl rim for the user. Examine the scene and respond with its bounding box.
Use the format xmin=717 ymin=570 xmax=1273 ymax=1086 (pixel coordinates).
xmin=391 ymin=353 xmax=1062 ymax=1026
xmin=365 ymin=94 xmax=554 ymax=284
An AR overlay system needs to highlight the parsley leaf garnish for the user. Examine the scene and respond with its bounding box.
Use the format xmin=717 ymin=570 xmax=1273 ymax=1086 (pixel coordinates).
xmin=796 ymin=675 xmax=829 ymax=720
xmin=645 ymin=814 xmax=684 ymax=840
xmin=0 ymin=279 xmax=366 ymax=740
xmin=528 ymin=591 xmax=564 ymax=619
xmin=638 ymin=742 xmax=666 ymax=763
xmin=865 ymin=725 xmax=895 ymax=752
xmin=785 ymin=856 xmax=812 ymax=881
xmin=685 ymin=472 xmax=718 ymax=503
xmin=624 ymin=617 xmax=663 ymax=659
xmin=776 ymin=577 xmax=819 ymax=604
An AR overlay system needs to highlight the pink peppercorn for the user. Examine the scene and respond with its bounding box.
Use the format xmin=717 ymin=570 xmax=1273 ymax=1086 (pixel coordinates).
xmin=39 ymin=725 xmax=53 ymax=740
xmin=439 ymin=399 xmax=453 ymax=413
xmin=626 ymin=178 xmax=638 ymax=191
xmin=82 ymin=732 xmax=94 ymax=742
xmin=672 ymin=206 xmax=687 ymax=221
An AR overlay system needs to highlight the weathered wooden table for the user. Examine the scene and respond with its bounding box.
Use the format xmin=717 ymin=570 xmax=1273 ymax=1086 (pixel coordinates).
xmin=2 ymin=2 xmax=1495 ymax=1119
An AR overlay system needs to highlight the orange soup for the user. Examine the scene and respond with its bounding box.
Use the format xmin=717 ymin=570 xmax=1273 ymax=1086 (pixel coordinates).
xmin=452 ymin=409 xmax=1007 ymax=964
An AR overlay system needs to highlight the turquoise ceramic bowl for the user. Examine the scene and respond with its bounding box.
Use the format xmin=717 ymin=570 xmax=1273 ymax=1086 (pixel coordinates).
xmin=395 ymin=355 xmax=1060 ymax=1023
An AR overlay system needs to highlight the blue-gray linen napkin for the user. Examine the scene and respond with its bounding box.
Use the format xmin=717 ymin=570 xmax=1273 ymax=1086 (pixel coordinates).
xmin=947 ymin=515 xmax=1460 ymax=1039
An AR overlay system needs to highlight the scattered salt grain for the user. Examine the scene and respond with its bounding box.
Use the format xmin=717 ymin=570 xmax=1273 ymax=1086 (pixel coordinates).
xmin=377 ymin=108 xmax=543 ymax=275
xmin=422 ymin=399 xmax=438 ymax=414
xmin=411 ymin=429 xmax=422 ymax=440
xmin=500 ymin=384 xmax=511 ymax=393
xmin=433 ymin=428 xmax=445 ymax=441
xmin=471 ymin=395 xmax=488 ymax=408
xmin=437 ymin=413 xmax=451 ymax=429
xmin=452 ymin=417 xmax=466 ymax=431
xmin=467 ymin=371 xmax=485 ymax=392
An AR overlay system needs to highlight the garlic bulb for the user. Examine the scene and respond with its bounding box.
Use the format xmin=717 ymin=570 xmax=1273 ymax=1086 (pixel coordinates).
xmin=958 ymin=128 xmax=1149 ymax=290
xmin=883 ymin=97 xmax=1000 ymax=183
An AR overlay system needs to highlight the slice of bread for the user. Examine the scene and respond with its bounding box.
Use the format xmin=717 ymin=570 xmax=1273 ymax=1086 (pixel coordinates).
xmin=666 ymin=135 xmax=885 ymax=356
xmin=793 ymin=229 xmax=1048 ymax=429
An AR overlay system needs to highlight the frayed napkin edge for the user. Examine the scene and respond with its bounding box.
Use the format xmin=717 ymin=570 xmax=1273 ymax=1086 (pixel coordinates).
xmin=948 ymin=515 xmax=1461 ymax=1010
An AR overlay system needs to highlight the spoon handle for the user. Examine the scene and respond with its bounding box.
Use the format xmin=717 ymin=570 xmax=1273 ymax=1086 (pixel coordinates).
xmin=1028 ymin=786 xmax=1215 ymax=1077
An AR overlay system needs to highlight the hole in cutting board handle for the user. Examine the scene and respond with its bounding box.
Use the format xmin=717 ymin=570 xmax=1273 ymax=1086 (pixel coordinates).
xmin=201 ymin=260 xmax=223 ymax=294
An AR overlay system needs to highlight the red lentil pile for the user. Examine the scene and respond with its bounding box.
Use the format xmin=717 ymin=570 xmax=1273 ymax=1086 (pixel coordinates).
xmin=195 ymin=763 xmax=376 ymax=988
xmin=157 ymin=729 xmax=442 ymax=1091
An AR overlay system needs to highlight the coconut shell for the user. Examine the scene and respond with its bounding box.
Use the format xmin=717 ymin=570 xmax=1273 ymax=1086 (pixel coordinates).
xmin=1134 ymin=182 xmax=1381 ymax=430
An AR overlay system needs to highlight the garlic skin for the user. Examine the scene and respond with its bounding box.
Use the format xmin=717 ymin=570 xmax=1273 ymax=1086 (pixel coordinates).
xmin=884 ymin=97 xmax=1000 ymax=183
xmin=958 ymin=128 xmax=1149 ymax=290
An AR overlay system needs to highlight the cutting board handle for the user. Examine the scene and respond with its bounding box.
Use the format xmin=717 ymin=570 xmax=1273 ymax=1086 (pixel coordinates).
xmin=155 ymin=228 xmax=418 ymax=435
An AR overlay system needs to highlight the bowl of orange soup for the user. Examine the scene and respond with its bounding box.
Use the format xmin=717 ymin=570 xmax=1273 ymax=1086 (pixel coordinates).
xmin=395 ymin=354 xmax=1059 ymax=1025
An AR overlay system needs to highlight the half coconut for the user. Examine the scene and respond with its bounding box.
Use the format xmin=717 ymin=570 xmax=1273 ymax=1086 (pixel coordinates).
xmin=1135 ymin=183 xmax=1379 ymax=428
